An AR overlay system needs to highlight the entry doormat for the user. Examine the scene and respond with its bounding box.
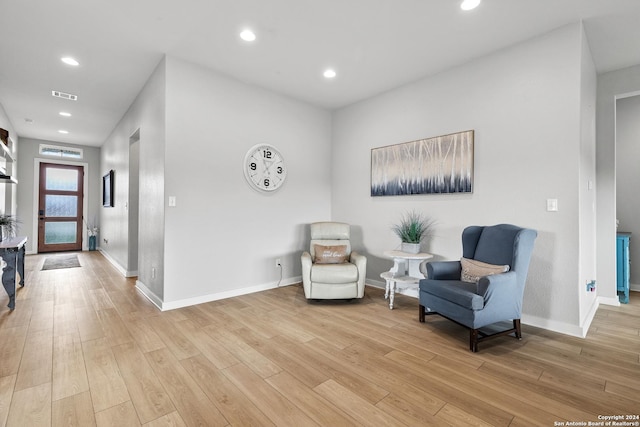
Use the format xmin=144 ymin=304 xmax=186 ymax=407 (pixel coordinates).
xmin=42 ymin=254 xmax=81 ymax=271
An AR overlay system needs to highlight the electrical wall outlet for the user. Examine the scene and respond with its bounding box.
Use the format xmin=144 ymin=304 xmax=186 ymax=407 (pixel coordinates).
xmin=275 ymin=258 xmax=281 ymax=267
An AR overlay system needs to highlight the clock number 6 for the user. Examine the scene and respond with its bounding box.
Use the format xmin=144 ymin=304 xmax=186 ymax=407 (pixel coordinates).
xmin=264 ymin=178 xmax=270 ymax=187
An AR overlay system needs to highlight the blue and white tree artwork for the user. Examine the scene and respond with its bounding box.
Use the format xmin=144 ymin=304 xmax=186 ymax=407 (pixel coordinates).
xmin=371 ymin=130 xmax=474 ymax=196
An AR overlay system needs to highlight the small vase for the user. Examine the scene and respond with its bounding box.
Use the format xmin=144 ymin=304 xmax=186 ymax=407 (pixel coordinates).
xmin=401 ymin=242 xmax=420 ymax=254
xmin=89 ymin=235 xmax=97 ymax=251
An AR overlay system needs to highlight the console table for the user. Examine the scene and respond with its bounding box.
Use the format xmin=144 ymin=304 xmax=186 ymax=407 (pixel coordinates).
xmin=1 ymin=236 xmax=27 ymax=311
xmin=381 ymin=250 xmax=432 ymax=309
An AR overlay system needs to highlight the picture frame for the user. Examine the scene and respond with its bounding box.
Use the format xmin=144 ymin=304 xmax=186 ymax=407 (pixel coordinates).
xmin=371 ymin=130 xmax=474 ymax=196
xmin=102 ymin=170 xmax=114 ymax=207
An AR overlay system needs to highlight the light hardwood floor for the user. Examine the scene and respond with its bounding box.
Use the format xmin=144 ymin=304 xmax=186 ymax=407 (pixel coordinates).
xmin=0 ymin=251 xmax=639 ymax=426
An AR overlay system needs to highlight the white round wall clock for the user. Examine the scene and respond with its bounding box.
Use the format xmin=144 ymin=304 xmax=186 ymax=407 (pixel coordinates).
xmin=243 ymin=143 xmax=287 ymax=192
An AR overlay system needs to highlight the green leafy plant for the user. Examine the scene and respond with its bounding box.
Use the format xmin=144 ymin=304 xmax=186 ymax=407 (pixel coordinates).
xmin=391 ymin=211 xmax=435 ymax=244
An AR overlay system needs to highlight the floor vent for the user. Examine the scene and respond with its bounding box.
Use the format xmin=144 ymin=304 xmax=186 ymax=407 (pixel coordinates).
xmin=51 ymin=90 xmax=78 ymax=101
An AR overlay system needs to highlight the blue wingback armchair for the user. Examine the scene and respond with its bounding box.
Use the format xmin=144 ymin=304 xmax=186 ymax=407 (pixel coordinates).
xmin=418 ymin=224 xmax=537 ymax=352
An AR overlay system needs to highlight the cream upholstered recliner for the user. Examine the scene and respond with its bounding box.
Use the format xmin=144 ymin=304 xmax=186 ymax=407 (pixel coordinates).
xmin=301 ymin=222 xmax=367 ymax=300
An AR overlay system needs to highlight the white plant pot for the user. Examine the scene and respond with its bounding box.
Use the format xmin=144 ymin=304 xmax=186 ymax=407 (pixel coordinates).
xmin=401 ymin=242 xmax=421 ymax=254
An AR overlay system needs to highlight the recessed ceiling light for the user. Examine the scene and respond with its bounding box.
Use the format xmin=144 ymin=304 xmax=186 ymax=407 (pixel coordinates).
xmin=59 ymin=111 xmax=72 ymax=117
xmin=58 ymin=130 xmax=69 ymax=134
xmin=460 ymin=0 xmax=481 ymax=11
xmin=61 ymin=57 xmax=79 ymax=66
xmin=240 ymin=29 xmax=256 ymax=42
xmin=24 ymin=118 xmax=34 ymax=124
xmin=323 ymin=69 xmax=337 ymax=79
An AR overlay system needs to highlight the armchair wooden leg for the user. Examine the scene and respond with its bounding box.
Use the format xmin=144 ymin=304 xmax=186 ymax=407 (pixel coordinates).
xmin=470 ymin=329 xmax=479 ymax=352
xmin=514 ymin=319 xmax=522 ymax=339
xmin=419 ymin=304 xmax=425 ymax=322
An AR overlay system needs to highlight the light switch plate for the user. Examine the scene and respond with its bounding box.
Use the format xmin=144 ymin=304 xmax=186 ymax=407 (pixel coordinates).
xmin=546 ymin=198 xmax=558 ymax=212
xmin=168 ymin=196 xmax=176 ymax=207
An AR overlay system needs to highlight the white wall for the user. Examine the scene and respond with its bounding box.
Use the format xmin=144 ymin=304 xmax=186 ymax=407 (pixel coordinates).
xmin=596 ymin=64 xmax=640 ymax=305
xmin=100 ymin=58 xmax=166 ymax=299
xmin=577 ymin=27 xmax=598 ymax=326
xmin=161 ymin=57 xmax=332 ymax=305
xmin=616 ymin=95 xmax=640 ymax=288
xmin=332 ymin=23 xmax=596 ymax=336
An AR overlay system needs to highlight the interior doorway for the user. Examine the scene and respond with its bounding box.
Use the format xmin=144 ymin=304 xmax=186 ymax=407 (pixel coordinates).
xmin=615 ymin=93 xmax=640 ymax=304
xmin=37 ymin=162 xmax=84 ymax=252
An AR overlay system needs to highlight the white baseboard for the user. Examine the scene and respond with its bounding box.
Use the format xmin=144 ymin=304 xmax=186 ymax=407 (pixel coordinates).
xmin=97 ymin=248 xmax=128 ymax=277
xmin=598 ymin=295 xmax=621 ymax=307
xmin=372 ymin=276 xmax=596 ymax=338
xmin=579 ymin=297 xmax=600 ymax=337
xmin=26 ymin=248 xmax=98 ymax=256
xmin=137 ymin=275 xmax=303 ymax=311
xmin=630 ymin=283 xmax=640 ymax=292
xmin=135 ymin=279 xmax=163 ymax=310
xmin=520 ymin=313 xmax=589 ymax=338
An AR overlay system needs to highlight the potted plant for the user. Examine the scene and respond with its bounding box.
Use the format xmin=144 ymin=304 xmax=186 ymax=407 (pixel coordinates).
xmin=392 ymin=211 xmax=435 ymax=254
xmin=0 ymin=213 xmax=19 ymax=242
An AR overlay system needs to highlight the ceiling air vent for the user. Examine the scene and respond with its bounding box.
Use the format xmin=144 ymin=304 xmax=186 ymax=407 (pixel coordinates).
xmin=51 ymin=90 xmax=78 ymax=101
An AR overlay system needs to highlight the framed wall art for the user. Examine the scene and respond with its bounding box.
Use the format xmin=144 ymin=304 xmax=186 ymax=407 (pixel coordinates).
xmin=102 ymin=170 xmax=114 ymax=207
xmin=371 ymin=130 xmax=474 ymax=196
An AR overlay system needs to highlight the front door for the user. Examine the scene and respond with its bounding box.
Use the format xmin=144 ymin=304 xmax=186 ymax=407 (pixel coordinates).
xmin=38 ymin=163 xmax=84 ymax=252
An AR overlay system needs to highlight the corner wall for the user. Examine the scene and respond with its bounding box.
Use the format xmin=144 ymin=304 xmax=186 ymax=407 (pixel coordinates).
xmin=332 ymin=23 xmax=596 ymax=335
xmin=100 ymin=58 xmax=166 ymax=300
xmin=577 ymin=26 xmax=598 ymax=326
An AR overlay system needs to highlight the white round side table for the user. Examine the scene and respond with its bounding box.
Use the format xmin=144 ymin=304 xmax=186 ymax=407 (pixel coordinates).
xmin=380 ymin=250 xmax=433 ymax=309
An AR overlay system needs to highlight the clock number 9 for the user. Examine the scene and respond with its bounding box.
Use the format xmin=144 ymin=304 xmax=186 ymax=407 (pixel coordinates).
xmin=277 ymin=166 xmax=283 ymax=174
xmin=250 ymin=162 xmax=257 ymax=171
xmin=263 ymin=150 xmax=272 ymax=159
xmin=264 ymin=178 xmax=270 ymax=187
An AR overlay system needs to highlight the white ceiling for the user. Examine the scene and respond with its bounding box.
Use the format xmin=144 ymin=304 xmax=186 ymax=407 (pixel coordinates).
xmin=1 ymin=0 xmax=639 ymax=147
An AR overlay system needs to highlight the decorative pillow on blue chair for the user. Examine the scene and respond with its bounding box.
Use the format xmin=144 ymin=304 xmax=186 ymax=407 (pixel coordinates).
xmin=460 ymin=257 xmax=509 ymax=283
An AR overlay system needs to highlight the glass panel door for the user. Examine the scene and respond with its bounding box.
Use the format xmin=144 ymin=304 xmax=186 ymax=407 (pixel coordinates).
xmin=38 ymin=163 xmax=84 ymax=252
